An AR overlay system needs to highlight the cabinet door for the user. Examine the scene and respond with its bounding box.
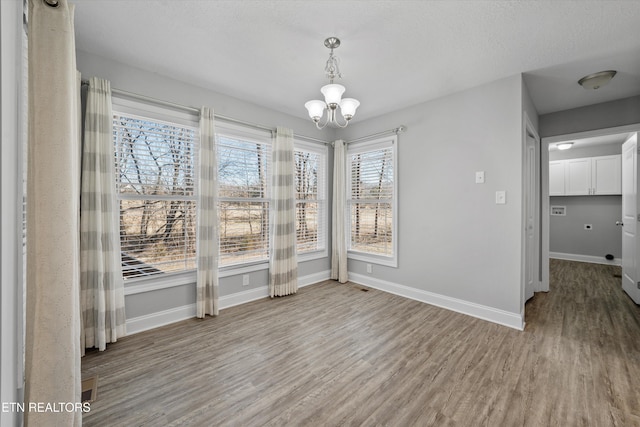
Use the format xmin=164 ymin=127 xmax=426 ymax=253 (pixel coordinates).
xmin=592 ymin=154 xmax=621 ymax=195
xmin=549 ymin=161 xmax=565 ymax=195
xmin=565 ymin=158 xmax=591 ymax=195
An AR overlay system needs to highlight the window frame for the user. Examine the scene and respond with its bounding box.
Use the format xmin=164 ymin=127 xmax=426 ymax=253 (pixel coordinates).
xmin=294 ymin=139 xmax=329 ymax=262
xmin=215 ymin=121 xmax=272 ymax=274
xmin=346 ymin=135 xmax=398 ymax=268
xmin=112 ymin=95 xmax=201 ymax=289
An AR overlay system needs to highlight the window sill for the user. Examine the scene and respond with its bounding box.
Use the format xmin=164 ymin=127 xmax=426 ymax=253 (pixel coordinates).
xmin=124 ymin=250 xmax=330 ymax=296
xmin=348 ymin=251 xmax=397 ymax=268
xmin=297 ymin=249 xmax=328 ymax=263
xmin=124 ymin=270 xmax=196 ymax=296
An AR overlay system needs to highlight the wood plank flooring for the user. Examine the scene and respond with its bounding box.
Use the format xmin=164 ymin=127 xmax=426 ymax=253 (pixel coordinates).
xmin=81 ymin=259 xmax=640 ymax=426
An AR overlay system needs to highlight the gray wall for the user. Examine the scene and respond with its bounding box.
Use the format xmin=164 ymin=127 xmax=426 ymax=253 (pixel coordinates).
xmin=76 ymin=50 xmax=335 ymax=320
xmin=549 ymin=144 xmax=622 ymax=259
xmin=340 ymin=75 xmax=525 ymax=315
xmin=522 ymin=79 xmax=539 ymax=132
xmin=549 ymin=196 xmax=621 ymax=258
xmin=539 ymin=95 xmax=640 ymax=138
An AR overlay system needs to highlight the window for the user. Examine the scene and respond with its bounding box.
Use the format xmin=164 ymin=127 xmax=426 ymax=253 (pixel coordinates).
xmin=217 ymin=124 xmax=271 ymax=267
xmin=347 ymin=136 xmax=397 ymax=266
xmin=113 ymin=101 xmax=199 ymax=280
xmin=295 ymin=141 xmax=327 ymax=257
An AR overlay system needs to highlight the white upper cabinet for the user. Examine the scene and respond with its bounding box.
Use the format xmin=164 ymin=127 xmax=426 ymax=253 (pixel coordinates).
xmin=592 ymin=155 xmax=621 ymax=195
xmin=565 ymin=158 xmax=591 ymax=195
xmin=549 ymin=161 xmax=566 ymax=196
xmin=549 ymin=154 xmax=621 ymax=196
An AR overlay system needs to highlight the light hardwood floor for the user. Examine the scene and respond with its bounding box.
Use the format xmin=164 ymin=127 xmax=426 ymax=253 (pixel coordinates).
xmin=81 ymin=260 xmax=640 ymax=426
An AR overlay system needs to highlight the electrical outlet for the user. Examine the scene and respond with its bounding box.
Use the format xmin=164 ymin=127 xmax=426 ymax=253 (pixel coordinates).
xmin=366 ymin=264 xmax=372 ymax=274
xmin=242 ymin=274 xmax=250 ymax=286
xmin=584 ymin=224 xmax=593 ymax=230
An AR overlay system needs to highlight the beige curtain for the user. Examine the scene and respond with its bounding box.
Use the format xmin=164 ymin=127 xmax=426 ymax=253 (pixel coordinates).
xmin=331 ymin=140 xmax=348 ymax=283
xmin=25 ymin=0 xmax=82 ymax=425
xmin=269 ymin=127 xmax=298 ymax=297
xmin=80 ymin=77 xmax=126 ymax=353
xmin=196 ymin=107 xmax=219 ymax=317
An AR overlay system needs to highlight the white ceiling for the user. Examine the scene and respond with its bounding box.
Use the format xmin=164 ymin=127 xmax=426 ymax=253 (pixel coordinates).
xmin=73 ymin=0 xmax=640 ymax=122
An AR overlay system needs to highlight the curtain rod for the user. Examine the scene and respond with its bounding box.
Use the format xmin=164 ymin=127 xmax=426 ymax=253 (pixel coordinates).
xmin=81 ymin=80 xmax=332 ymax=146
xmin=346 ymin=125 xmax=406 ymax=145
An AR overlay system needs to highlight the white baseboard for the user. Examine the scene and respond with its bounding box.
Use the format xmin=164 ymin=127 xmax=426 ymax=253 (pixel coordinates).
xmin=126 ymin=270 xmax=331 ymax=335
xmin=549 ymin=252 xmax=621 ymax=266
xmin=298 ymin=270 xmax=331 ymax=287
xmin=126 ymin=304 xmax=196 ymax=335
xmin=348 ymin=273 xmax=524 ymax=331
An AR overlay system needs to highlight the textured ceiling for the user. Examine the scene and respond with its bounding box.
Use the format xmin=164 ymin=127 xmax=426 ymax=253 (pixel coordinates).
xmin=73 ymin=0 xmax=640 ymax=121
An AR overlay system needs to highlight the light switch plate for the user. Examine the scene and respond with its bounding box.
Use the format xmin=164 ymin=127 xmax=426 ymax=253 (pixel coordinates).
xmin=475 ymin=171 xmax=485 ymax=184
xmin=495 ymin=191 xmax=506 ymax=204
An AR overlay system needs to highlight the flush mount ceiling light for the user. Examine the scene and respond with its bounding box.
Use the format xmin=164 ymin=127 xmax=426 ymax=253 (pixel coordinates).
xmin=578 ymin=70 xmax=617 ymax=90
xmin=557 ymin=142 xmax=574 ymax=150
xmin=304 ymin=37 xmax=360 ymax=129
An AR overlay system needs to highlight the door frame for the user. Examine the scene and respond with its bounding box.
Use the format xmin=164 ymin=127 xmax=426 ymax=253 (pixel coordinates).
xmin=540 ymin=123 xmax=640 ymax=292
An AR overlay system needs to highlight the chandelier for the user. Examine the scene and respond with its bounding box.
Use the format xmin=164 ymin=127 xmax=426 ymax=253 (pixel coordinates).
xmin=304 ymin=37 xmax=360 ymax=129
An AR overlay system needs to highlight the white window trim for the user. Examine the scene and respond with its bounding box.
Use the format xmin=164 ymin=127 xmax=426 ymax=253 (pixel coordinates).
xmin=112 ymin=97 xmax=200 ymax=286
xmin=216 ymin=121 xmax=272 ymax=269
xmin=294 ymin=139 xmax=329 ymax=262
xmin=346 ymin=135 xmax=398 ymax=268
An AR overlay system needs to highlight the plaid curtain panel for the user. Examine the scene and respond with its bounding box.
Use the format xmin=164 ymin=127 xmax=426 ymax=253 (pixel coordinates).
xmin=80 ymin=77 xmax=126 ymax=353
xmin=196 ymin=107 xmax=219 ymax=317
xmin=269 ymin=127 xmax=298 ymax=297
xmin=331 ymin=139 xmax=348 ymax=283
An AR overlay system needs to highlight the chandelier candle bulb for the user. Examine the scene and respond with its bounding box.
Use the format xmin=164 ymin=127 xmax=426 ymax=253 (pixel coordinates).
xmin=304 ymin=100 xmax=326 ymax=122
xmin=340 ymin=98 xmax=360 ymax=120
xmin=321 ymin=84 xmax=346 ymax=107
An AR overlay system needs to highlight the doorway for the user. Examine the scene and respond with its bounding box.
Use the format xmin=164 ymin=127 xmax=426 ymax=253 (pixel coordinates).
xmin=540 ymin=124 xmax=640 ymax=293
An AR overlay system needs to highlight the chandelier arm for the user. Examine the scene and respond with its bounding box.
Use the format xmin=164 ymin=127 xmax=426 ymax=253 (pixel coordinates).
xmin=314 ymin=109 xmax=331 ymax=130
xmin=332 ymin=109 xmax=351 ymax=128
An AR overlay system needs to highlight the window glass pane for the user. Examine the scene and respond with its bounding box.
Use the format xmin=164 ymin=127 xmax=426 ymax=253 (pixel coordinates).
xmin=218 ymin=137 xmax=268 ymax=199
xmin=350 ymin=148 xmax=393 ymax=201
xmin=350 ymin=202 xmax=393 ymax=256
xmin=296 ymin=201 xmax=319 ymax=253
xmin=120 ymin=199 xmax=197 ymax=277
xmin=219 ymin=201 xmax=269 ymax=266
xmin=114 ymin=116 xmax=196 ymax=197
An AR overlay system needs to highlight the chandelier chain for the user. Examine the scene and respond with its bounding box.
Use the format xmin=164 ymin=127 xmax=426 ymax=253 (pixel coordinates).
xmin=324 ymin=50 xmax=341 ymax=82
